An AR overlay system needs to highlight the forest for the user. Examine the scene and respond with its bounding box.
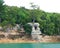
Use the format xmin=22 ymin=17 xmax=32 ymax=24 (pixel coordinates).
xmin=0 ymin=0 xmax=60 ymax=35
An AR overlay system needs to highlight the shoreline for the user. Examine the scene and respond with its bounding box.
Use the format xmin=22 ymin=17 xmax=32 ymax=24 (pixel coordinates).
xmin=0 ymin=37 xmax=60 ymax=43
xmin=0 ymin=32 xmax=60 ymax=43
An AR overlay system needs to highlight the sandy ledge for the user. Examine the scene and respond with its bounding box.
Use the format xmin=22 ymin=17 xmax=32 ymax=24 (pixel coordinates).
xmin=0 ymin=36 xmax=60 ymax=43
xmin=0 ymin=32 xmax=60 ymax=43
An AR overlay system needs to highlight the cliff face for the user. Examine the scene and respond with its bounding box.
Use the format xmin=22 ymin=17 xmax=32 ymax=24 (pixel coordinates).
xmin=0 ymin=32 xmax=60 ymax=43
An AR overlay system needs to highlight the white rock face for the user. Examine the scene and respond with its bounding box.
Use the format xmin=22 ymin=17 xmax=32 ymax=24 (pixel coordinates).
xmin=28 ymin=23 xmax=42 ymax=40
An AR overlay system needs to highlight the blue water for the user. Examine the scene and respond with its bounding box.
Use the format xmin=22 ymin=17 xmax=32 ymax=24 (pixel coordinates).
xmin=0 ymin=43 xmax=60 ymax=48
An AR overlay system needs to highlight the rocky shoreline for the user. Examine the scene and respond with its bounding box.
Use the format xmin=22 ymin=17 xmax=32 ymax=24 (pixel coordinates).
xmin=0 ymin=31 xmax=60 ymax=43
xmin=0 ymin=35 xmax=60 ymax=43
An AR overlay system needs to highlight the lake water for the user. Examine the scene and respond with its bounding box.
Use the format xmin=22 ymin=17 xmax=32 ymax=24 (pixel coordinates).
xmin=0 ymin=43 xmax=60 ymax=48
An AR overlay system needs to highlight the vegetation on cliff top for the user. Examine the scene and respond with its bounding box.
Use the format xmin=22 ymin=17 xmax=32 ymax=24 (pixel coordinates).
xmin=0 ymin=0 xmax=60 ymax=35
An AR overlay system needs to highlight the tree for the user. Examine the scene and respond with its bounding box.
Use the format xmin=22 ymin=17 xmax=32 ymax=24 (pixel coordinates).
xmin=0 ymin=0 xmax=4 ymax=12
xmin=0 ymin=0 xmax=4 ymax=23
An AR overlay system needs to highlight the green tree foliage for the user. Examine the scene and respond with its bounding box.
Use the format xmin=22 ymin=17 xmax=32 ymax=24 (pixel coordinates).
xmin=0 ymin=0 xmax=4 ymax=23
xmin=0 ymin=2 xmax=60 ymax=35
xmin=24 ymin=24 xmax=32 ymax=35
xmin=0 ymin=0 xmax=4 ymax=11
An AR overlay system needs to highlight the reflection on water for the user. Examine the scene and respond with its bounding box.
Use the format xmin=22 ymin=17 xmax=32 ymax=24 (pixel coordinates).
xmin=0 ymin=43 xmax=60 ymax=48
